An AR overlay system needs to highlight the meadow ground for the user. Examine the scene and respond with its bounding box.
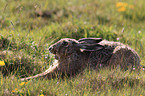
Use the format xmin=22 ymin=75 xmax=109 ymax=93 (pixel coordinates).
xmin=0 ymin=0 xmax=145 ymax=95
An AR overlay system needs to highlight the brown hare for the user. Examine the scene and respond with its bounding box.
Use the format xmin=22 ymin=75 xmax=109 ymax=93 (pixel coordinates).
xmin=21 ymin=38 xmax=141 ymax=81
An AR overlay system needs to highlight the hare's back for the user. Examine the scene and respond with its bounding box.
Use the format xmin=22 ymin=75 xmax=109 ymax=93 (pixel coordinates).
xmin=99 ymin=40 xmax=125 ymax=48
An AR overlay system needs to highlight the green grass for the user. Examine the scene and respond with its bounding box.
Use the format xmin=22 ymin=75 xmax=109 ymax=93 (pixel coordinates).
xmin=0 ymin=0 xmax=145 ymax=95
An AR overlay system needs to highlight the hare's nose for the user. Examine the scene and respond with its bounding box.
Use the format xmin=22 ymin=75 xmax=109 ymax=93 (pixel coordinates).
xmin=49 ymin=47 xmax=53 ymax=51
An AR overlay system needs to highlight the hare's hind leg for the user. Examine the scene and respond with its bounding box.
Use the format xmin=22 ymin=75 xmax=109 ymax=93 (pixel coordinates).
xmin=109 ymin=46 xmax=140 ymax=70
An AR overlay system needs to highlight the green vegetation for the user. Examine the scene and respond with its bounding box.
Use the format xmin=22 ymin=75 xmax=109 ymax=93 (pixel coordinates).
xmin=0 ymin=0 xmax=145 ymax=95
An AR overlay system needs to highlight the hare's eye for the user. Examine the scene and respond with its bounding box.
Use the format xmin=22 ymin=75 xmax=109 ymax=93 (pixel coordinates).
xmin=62 ymin=41 xmax=68 ymax=46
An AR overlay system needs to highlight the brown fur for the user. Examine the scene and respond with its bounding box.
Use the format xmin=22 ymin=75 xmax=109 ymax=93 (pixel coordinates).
xmin=21 ymin=38 xmax=140 ymax=81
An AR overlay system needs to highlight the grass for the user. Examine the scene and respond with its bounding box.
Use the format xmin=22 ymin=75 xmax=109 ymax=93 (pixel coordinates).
xmin=0 ymin=0 xmax=145 ymax=95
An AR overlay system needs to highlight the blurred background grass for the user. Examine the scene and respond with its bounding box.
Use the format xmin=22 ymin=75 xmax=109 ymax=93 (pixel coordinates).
xmin=0 ymin=0 xmax=145 ymax=95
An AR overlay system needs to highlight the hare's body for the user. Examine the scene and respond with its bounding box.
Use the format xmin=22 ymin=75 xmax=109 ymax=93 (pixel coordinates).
xmin=21 ymin=38 xmax=140 ymax=81
xmin=98 ymin=40 xmax=140 ymax=68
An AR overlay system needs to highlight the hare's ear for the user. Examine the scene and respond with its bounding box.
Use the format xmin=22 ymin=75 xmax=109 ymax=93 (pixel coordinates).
xmin=78 ymin=43 xmax=104 ymax=52
xmin=78 ymin=38 xmax=102 ymax=44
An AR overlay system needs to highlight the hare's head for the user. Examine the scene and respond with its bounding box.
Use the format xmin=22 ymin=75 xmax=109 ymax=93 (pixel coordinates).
xmin=49 ymin=38 xmax=80 ymax=58
xmin=49 ymin=38 xmax=104 ymax=59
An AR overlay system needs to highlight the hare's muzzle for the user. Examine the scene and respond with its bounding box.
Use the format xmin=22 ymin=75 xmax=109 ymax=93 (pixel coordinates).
xmin=49 ymin=46 xmax=56 ymax=54
xmin=49 ymin=47 xmax=53 ymax=51
xmin=49 ymin=46 xmax=59 ymax=59
xmin=49 ymin=46 xmax=54 ymax=53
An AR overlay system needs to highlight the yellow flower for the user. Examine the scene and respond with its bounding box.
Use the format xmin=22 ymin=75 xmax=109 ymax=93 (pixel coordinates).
xmin=116 ymin=2 xmax=128 ymax=8
xmin=0 ymin=61 xmax=5 ymax=66
xmin=12 ymin=88 xmax=18 ymax=92
xmin=15 ymin=88 xmax=18 ymax=91
xmin=116 ymin=2 xmax=124 ymax=7
xmin=25 ymin=82 xmax=28 ymax=84
xmin=19 ymin=82 xmax=28 ymax=86
xmin=40 ymin=94 xmax=44 ymax=96
xmin=129 ymin=5 xmax=134 ymax=9
xmin=12 ymin=90 xmax=15 ymax=92
xmin=19 ymin=82 xmax=25 ymax=86
xmin=117 ymin=7 xmax=126 ymax=12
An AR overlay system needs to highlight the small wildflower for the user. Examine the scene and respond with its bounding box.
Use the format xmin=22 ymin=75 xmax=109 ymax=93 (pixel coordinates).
xmin=0 ymin=61 xmax=5 ymax=66
xmin=133 ymin=68 xmax=135 ymax=70
xmin=117 ymin=38 xmax=120 ymax=41
xmin=138 ymin=31 xmax=141 ymax=34
xmin=116 ymin=2 xmax=128 ymax=8
xmin=19 ymin=82 xmax=27 ymax=86
xmin=40 ymin=94 xmax=44 ymax=96
xmin=117 ymin=7 xmax=126 ymax=12
xmin=12 ymin=90 xmax=15 ymax=92
xmin=15 ymin=88 xmax=18 ymax=91
xmin=56 ymin=82 xmax=59 ymax=84
xmin=116 ymin=2 xmax=124 ymax=7
xmin=99 ymin=64 xmax=102 ymax=67
xmin=12 ymin=88 xmax=18 ymax=92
